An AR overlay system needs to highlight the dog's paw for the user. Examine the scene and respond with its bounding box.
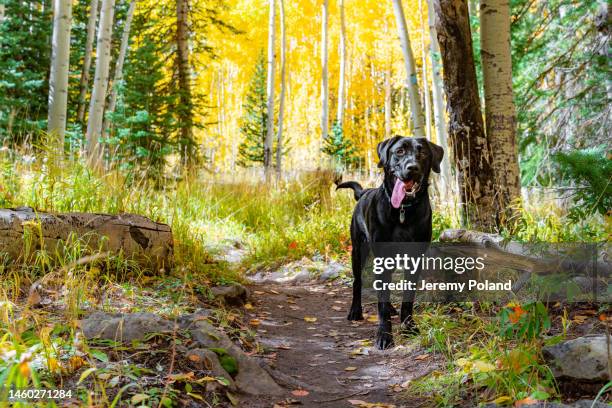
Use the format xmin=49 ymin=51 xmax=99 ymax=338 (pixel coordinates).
xmin=347 ymin=307 xmax=364 ymax=321
xmin=399 ymin=320 xmax=420 ymax=336
xmin=375 ymin=329 xmax=394 ymax=350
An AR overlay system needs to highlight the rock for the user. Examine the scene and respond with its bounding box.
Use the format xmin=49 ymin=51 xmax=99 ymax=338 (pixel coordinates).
xmin=185 ymin=348 xmax=237 ymax=391
xmin=180 ymin=313 xmax=283 ymax=395
xmin=572 ymin=401 xmax=610 ymax=408
xmin=211 ymin=283 xmax=249 ymax=306
xmin=80 ymin=312 xmax=174 ymax=343
xmin=319 ymin=261 xmax=347 ymax=281
xmin=543 ymin=335 xmax=611 ymax=381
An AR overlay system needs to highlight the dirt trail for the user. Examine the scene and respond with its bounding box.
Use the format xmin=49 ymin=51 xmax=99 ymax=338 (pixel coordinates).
xmin=241 ymin=280 xmax=442 ymax=408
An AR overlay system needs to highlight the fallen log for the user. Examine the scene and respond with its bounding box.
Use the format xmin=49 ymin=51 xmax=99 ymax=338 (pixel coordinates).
xmin=0 ymin=207 xmax=173 ymax=272
xmin=439 ymin=228 xmax=609 ymax=295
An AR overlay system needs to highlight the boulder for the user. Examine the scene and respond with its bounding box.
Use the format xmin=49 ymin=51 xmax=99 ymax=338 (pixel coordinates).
xmin=543 ymin=335 xmax=611 ymax=382
xmin=80 ymin=312 xmax=174 ymax=343
xmin=180 ymin=313 xmax=284 ymax=395
xmin=211 ymin=283 xmax=249 ymax=306
xmin=319 ymin=261 xmax=348 ymax=281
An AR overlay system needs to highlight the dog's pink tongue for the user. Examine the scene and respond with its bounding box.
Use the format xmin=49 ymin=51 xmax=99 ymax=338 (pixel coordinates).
xmin=391 ymin=179 xmax=405 ymax=208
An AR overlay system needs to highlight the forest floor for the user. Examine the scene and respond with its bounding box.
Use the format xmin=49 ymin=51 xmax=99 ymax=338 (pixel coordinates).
xmin=241 ymin=280 xmax=441 ymax=408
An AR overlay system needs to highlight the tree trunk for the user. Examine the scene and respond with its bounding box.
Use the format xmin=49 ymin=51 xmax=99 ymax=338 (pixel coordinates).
xmin=275 ymin=0 xmax=286 ymax=182
xmin=384 ymin=63 xmax=392 ymax=138
xmin=419 ymin=0 xmax=432 ymax=140
xmin=86 ymin=0 xmax=115 ymax=169
xmin=264 ymin=0 xmax=276 ymax=181
xmin=480 ymin=0 xmax=521 ymax=223
xmin=336 ymin=0 xmax=347 ymax=128
xmin=47 ymin=0 xmax=73 ymax=142
xmin=76 ymin=0 xmax=99 ymax=124
xmin=0 ymin=207 xmax=173 ymax=272
xmin=103 ymin=0 xmax=136 ymax=136
xmin=427 ymin=0 xmax=453 ymax=201
xmin=391 ymin=0 xmax=426 ymax=138
xmin=176 ymin=0 xmax=193 ymax=163
xmin=433 ymin=0 xmax=496 ymax=231
xmin=321 ymin=0 xmax=329 ymax=141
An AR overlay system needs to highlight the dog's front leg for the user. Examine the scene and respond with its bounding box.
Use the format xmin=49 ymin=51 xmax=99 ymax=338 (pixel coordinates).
xmin=400 ymin=268 xmax=419 ymax=335
xmin=375 ymin=268 xmax=394 ymax=349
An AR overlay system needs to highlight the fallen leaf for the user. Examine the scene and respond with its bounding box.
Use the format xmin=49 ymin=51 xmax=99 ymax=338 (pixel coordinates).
xmin=188 ymin=353 xmax=201 ymax=362
xmin=331 ymin=306 xmax=342 ymax=311
xmin=366 ymin=315 xmax=378 ymax=323
xmin=572 ymin=315 xmax=588 ymax=323
xmin=249 ymin=319 xmax=261 ymax=326
xmin=291 ymin=389 xmax=309 ymax=397
xmin=131 ymin=393 xmax=150 ymax=404
xmin=244 ymin=303 xmax=254 ymax=310
xmin=304 ymin=316 xmax=317 ymax=323
xmin=515 ymin=396 xmax=538 ymax=407
xmin=344 ymin=366 xmax=358 ymax=371
xmin=491 ymin=396 xmax=512 ymax=405
xmin=414 ymin=354 xmax=429 ymax=361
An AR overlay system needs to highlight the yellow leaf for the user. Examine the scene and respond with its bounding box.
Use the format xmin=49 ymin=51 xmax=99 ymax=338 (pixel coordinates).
xmin=344 ymin=366 xmax=358 ymax=371
xmin=304 ymin=317 xmax=317 ymax=323
xmin=492 ymin=396 xmax=512 ymax=404
xmin=472 ymin=360 xmax=496 ymax=373
xmin=131 ymin=393 xmax=150 ymax=404
xmin=244 ymin=303 xmax=254 ymax=310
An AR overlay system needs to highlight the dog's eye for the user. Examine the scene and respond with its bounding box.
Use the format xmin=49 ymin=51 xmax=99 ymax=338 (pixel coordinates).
xmin=396 ymin=148 xmax=405 ymax=156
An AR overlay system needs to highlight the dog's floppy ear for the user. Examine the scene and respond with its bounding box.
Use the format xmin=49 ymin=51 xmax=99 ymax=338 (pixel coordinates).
xmin=427 ymin=140 xmax=444 ymax=173
xmin=377 ymin=136 xmax=403 ymax=168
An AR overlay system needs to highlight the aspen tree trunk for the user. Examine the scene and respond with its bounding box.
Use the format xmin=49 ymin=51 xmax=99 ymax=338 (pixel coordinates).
xmin=86 ymin=0 xmax=115 ymax=168
xmin=264 ymin=0 xmax=276 ymax=182
xmin=419 ymin=0 xmax=432 ymax=140
xmin=480 ymin=0 xmax=521 ymax=224
xmin=321 ymin=0 xmax=329 ymax=141
xmin=76 ymin=0 xmax=99 ymax=124
xmin=275 ymin=0 xmax=286 ymax=181
xmin=384 ymin=64 xmax=392 ymax=138
xmin=103 ymin=0 xmax=136 ymax=135
xmin=47 ymin=0 xmax=72 ymax=141
xmin=336 ymin=0 xmax=347 ymax=128
xmin=391 ymin=0 xmax=426 ymax=138
xmin=427 ymin=0 xmax=452 ymax=201
xmin=433 ymin=0 xmax=496 ymax=231
xmin=176 ymin=0 xmax=193 ymax=163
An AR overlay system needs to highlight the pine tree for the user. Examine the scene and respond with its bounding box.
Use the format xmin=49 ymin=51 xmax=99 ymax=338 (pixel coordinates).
xmin=238 ymin=53 xmax=270 ymax=167
xmin=0 ymin=0 xmax=52 ymax=143
xmin=322 ymin=121 xmax=358 ymax=169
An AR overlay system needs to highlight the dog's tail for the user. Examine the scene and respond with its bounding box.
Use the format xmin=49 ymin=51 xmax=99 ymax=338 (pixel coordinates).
xmin=336 ymin=181 xmax=364 ymax=201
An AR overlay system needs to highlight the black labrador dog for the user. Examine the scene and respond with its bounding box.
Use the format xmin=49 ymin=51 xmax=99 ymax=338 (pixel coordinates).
xmin=337 ymin=136 xmax=444 ymax=350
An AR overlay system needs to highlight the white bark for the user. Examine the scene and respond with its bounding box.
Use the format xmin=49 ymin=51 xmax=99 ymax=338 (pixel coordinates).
xmin=427 ymin=0 xmax=452 ymax=199
xmin=103 ymin=0 xmax=136 ymax=134
xmin=384 ymin=64 xmax=392 ymax=138
xmin=419 ymin=0 xmax=432 ymax=140
xmin=86 ymin=0 xmax=115 ymax=168
xmin=264 ymin=0 xmax=276 ymax=181
xmin=321 ymin=0 xmax=329 ymax=141
xmin=481 ymin=0 xmax=521 ymax=211
xmin=276 ymin=0 xmax=286 ymax=181
xmin=336 ymin=0 xmax=346 ymax=127
xmin=391 ymin=0 xmax=426 ymax=138
xmin=77 ymin=0 xmax=99 ymax=123
xmin=0 ymin=4 xmax=5 ymax=22
xmin=47 ymin=0 xmax=73 ymax=141
xmin=0 ymin=207 xmax=173 ymax=272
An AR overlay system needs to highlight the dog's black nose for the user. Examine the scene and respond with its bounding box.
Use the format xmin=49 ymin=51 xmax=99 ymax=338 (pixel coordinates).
xmin=402 ymin=164 xmax=420 ymax=178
